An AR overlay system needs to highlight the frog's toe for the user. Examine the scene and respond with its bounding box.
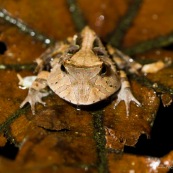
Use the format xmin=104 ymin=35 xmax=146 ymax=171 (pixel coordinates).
xmin=20 ymin=89 xmax=48 ymax=114
xmin=114 ymin=88 xmax=141 ymax=116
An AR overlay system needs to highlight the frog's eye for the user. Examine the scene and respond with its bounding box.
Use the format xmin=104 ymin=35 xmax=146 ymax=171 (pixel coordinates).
xmin=93 ymin=38 xmax=107 ymax=56
xmin=75 ymin=35 xmax=82 ymax=46
xmin=67 ymin=45 xmax=79 ymax=54
xmin=100 ymin=63 xmax=107 ymax=76
xmin=60 ymin=64 xmax=68 ymax=73
xmin=93 ymin=47 xmax=106 ymax=56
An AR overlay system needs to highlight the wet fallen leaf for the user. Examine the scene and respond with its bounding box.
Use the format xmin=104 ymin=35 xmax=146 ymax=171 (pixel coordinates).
xmin=104 ymin=79 xmax=160 ymax=150
xmin=0 ymin=0 xmax=173 ymax=173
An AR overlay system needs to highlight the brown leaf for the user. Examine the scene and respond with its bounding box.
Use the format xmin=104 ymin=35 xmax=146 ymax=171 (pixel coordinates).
xmin=0 ymin=0 xmax=173 ymax=173
xmin=104 ymin=80 xmax=160 ymax=150
xmin=109 ymin=153 xmax=171 ymax=173
xmin=124 ymin=0 xmax=173 ymax=47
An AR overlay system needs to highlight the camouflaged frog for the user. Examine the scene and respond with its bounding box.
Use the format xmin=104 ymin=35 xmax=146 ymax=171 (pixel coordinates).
xmin=18 ymin=26 xmax=167 ymax=115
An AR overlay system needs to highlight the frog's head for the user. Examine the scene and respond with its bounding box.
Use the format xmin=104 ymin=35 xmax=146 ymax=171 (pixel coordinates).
xmin=47 ymin=26 xmax=121 ymax=105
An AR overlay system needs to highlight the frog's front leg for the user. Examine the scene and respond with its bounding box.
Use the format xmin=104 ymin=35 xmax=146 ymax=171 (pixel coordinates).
xmin=114 ymin=70 xmax=141 ymax=116
xmin=19 ymin=71 xmax=50 ymax=114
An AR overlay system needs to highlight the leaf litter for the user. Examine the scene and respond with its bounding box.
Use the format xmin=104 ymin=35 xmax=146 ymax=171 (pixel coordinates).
xmin=0 ymin=0 xmax=173 ymax=172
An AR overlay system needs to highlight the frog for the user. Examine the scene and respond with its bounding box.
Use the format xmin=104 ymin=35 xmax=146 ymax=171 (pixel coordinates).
xmin=18 ymin=26 xmax=167 ymax=115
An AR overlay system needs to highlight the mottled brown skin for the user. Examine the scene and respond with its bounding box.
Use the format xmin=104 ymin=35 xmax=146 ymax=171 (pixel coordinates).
xmin=19 ymin=26 xmax=165 ymax=115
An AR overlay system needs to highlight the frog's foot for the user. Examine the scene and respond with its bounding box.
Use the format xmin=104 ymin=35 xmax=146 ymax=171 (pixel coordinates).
xmin=114 ymin=70 xmax=141 ymax=116
xmin=114 ymin=87 xmax=141 ymax=116
xmin=20 ymin=89 xmax=49 ymax=114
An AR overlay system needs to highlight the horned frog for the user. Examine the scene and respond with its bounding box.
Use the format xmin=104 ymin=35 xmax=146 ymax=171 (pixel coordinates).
xmin=18 ymin=26 xmax=166 ymax=115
